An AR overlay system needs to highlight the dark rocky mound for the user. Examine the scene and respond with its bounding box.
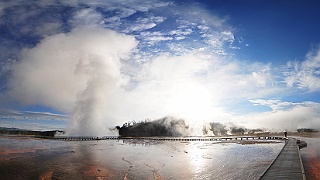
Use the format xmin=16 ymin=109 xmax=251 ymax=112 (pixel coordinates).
xmin=297 ymin=139 xmax=307 ymax=149
xmin=116 ymin=116 xmax=189 ymax=137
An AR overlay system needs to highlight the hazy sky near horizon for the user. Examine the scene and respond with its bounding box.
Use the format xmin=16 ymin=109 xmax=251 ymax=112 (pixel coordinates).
xmin=1 ymin=0 xmax=320 ymax=132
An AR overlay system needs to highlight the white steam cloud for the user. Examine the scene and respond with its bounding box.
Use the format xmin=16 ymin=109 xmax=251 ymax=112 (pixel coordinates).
xmin=9 ymin=27 xmax=137 ymax=136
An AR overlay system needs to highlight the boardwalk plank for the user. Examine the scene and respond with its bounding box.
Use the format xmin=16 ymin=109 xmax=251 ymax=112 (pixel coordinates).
xmin=260 ymin=138 xmax=306 ymax=180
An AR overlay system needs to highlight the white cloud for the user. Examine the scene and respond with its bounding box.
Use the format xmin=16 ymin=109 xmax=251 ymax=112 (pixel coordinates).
xmin=249 ymin=99 xmax=294 ymax=111
xmin=71 ymin=8 xmax=105 ymax=27
xmin=169 ymin=28 xmax=193 ymax=36
xmin=175 ymin=36 xmax=186 ymax=40
xmin=238 ymin=102 xmax=320 ymax=131
xmin=139 ymin=31 xmax=173 ymax=45
xmin=221 ymin=31 xmax=234 ymax=42
xmin=35 ymin=22 xmax=63 ymax=36
xmin=125 ymin=16 xmax=166 ymax=32
xmin=201 ymin=31 xmax=236 ymax=53
xmin=129 ymin=22 xmax=157 ymax=32
xmin=103 ymin=7 xmax=137 ymax=27
xmin=285 ymin=47 xmax=320 ymax=91
xmin=0 ymin=108 xmax=68 ymax=121
xmin=197 ymin=25 xmax=209 ymax=31
xmin=0 ymin=2 xmax=65 ymax=37
xmin=75 ymin=1 xmax=239 ymax=57
xmin=90 ymin=0 xmax=171 ymax=30
xmin=169 ymin=28 xmax=193 ymax=41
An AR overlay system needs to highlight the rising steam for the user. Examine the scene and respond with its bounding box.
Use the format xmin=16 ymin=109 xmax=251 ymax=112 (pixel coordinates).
xmin=7 ymin=27 xmax=320 ymax=136
xmin=8 ymin=27 xmax=137 ymax=136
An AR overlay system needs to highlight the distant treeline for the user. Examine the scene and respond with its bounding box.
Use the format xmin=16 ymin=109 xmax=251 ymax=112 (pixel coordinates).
xmin=116 ymin=116 xmax=188 ymax=137
xmin=0 ymin=127 xmax=63 ymax=137
xmin=116 ymin=117 xmax=266 ymax=137
xmin=297 ymin=128 xmax=319 ymax=133
xmin=116 ymin=118 xmax=320 ymax=137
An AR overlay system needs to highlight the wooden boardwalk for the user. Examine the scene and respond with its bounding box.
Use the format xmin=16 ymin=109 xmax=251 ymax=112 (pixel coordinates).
xmin=260 ymin=138 xmax=306 ymax=180
xmin=39 ymin=135 xmax=286 ymax=141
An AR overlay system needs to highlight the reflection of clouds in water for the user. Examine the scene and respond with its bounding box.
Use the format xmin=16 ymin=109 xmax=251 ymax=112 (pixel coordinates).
xmin=302 ymin=137 xmax=320 ymax=156
xmin=61 ymin=140 xmax=285 ymax=179
xmin=298 ymin=135 xmax=320 ymax=179
xmin=186 ymin=142 xmax=284 ymax=179
xmin=0 ymin=137 xmax=284 ymax=179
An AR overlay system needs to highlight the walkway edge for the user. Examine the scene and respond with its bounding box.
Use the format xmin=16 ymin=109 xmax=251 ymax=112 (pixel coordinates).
xmin=259 ymin=138 xmax=288 ymax=179
xmin=297 ymin=144 xmax=306 ymax=180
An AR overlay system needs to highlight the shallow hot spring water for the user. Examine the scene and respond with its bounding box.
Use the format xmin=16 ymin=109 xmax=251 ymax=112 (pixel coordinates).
xmin=0 ymin=136 xmax=284 ymax=180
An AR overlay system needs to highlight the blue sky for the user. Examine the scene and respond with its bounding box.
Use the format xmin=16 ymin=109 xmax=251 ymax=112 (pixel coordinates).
xmin=199 ymin=0 xmax=320 ymax=63
xmin=1 ymin=0 xmax=320 ymax=132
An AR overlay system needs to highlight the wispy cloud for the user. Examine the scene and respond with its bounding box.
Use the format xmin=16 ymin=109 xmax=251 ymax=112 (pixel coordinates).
xmin=0 ymin=108 xmax=68 ymax=121
xmin=285 ymin=47 xmax=320 ymax=92
xmin=71 ymin=8 xmax=105 ymax=27
xmin=249 ymin=99 xmax=295 ymax=111
xmin=139 ymin=31 xmax=173 ymax=45
xmin=125 ymin=16 xmax=166 ymax=32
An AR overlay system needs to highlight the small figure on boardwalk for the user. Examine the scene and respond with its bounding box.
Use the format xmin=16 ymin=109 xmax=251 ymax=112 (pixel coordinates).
xmin=284 ymin=130 xmax=287 ymax=138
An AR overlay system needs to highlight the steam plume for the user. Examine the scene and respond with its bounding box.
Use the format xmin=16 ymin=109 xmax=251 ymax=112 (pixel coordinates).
xmin=9 ymin=27 xmax=137 ymax=136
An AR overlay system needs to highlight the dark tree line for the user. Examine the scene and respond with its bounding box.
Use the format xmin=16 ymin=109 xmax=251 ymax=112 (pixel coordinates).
xmin=116 ymin=116 xmax=189 ymax=137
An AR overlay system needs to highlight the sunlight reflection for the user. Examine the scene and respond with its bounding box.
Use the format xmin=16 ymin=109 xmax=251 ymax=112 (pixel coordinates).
xmin=186 ymin=142 xmax=211 ymax=177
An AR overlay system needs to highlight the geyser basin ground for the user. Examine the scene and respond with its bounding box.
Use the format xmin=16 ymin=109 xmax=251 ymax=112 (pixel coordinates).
xmin=0 ymin=135 xmax=284 ymax=179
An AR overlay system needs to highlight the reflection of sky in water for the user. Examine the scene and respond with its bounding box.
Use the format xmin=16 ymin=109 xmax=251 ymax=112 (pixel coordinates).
xmin=60 ymin=140 xmax=285 ymax=179
xmin=296 ymin=135 xmax=320 ymax=179
xmin=0 ymin=118 xmax=66 ymax=131
xmin=300 ymin=137 xmax=320 ymax=157
xmin=0 ymin=137 xmax=284 ymax=179
xmin=184 ymin=142 xmax=283 ymax=179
